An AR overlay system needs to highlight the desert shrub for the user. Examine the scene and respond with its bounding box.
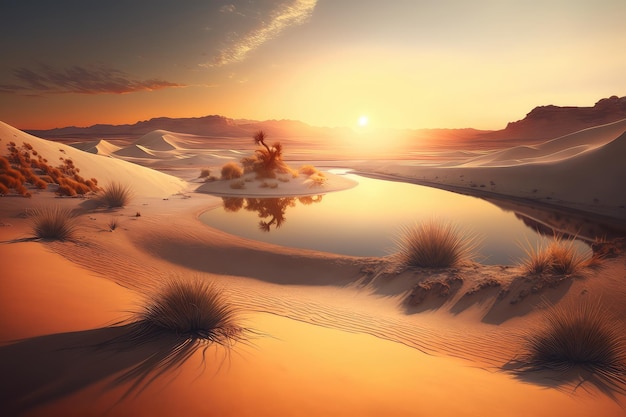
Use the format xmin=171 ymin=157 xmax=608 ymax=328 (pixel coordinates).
xmin=230 ymin=179 xmax=246 ymax=190
xmin=299 ymin=164 xmax=320 ymax=176
xmin=0 ymin=183 xmax=8 ymax=195
xmin=221 ymin=162 xmax=243 ymax=180
xmin=135 ymin=277 xmax=242 ymax=344
xmin=394 ymin=219 xmax=480 ymax=268
xmin=30 ymin=206 xmax=77 ymax=240
xmin=510 ymin=299 xmax=626 ymax=390
xmin=97 ymin=182 xmax=133 ymax=208
xmin=199 ymin=168 xmax=211 ymax=178
xmin=239 ymin=130 xmax=293 ymax=178
xmin=307 ymin=173 xmax=326 ymax=187
xmin=520 ymin=235 xmax=588 ymax=275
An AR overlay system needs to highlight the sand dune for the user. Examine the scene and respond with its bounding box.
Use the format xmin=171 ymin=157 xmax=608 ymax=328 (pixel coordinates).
xmin=0 ymin=121 xmax=188 ymax=197
xmin=134 ymin=130 xmax=185 ymax=151
xmin=70 ymin=139 xmax=121 ymax=156
xmin=457 ymin=118 xmax=626 ymax=167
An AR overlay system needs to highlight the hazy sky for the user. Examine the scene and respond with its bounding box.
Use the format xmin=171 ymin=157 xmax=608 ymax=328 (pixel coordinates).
xmin=1 ymin=0 xmax=624 ymax=130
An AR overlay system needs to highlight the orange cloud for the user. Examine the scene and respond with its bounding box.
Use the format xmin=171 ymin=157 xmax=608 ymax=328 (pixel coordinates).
xmin=1 ymin=64 xmax=185 ymax=95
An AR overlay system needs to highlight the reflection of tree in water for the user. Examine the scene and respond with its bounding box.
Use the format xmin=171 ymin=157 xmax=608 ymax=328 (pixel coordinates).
xmin=221 ymin=195 xmax=324 ymax=232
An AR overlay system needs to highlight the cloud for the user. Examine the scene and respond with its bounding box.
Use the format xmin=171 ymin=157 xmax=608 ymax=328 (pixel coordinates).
xmin=220 ymin=4 xmax=237 ymax=13
xmin=0 ymin=64 xmax=185 ymax=95
xmin=208 ymin=0 xmax=317 ymax=67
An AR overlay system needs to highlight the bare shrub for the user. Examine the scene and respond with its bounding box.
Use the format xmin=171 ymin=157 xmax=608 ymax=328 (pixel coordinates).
xmin=299 ymin=165 xmax=320 ymax=176
xmin=508 ymin=299 xmax=626 ymax=391
xmin=221 ymin=162 xmax=243 ymax=180
xmin=97 ymin=182 xmax=133 ymax=208
xmin=30 ymin=206 xmax=77 ymax=240
xmin=520 ymin=235 xmax=588 ymax=275
xmin=135 ymin=277 xmax=243 ymax=345
xmin=230 ymin=180 xmax=246 ymax=189
xmin=394 ymin=219 xmax=480 ymax=268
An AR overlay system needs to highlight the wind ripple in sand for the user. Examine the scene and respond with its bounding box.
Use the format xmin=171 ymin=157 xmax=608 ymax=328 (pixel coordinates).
xmin=47 ymin=239 xmax=518 ymax=367
xmin=223 ymin=286 xmax=517 ymax=366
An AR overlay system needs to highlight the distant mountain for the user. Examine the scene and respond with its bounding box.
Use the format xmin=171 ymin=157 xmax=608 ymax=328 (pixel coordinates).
xmin=485 ymin=95 xmax=626 ymax=141
xmin=24 ymin=95 xmax=626 ymax=150
xmin=26 ymin=115 xmax=249 ymax=139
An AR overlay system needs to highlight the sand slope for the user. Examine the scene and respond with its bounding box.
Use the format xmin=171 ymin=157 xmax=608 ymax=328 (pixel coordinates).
xmin=0 ymin=122 xmax=188 ymax=197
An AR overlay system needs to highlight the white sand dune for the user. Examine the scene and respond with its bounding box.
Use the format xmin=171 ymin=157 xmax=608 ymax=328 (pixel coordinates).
xmin=134 ymin=129 xmax=185 ymax=151
xmin=70 ymin=139 xmax=121 ymax=156
xmin=0 ymin=121 xmax=188 ymax=197
xmin=456 ymin=118 xmax=626 ymax=167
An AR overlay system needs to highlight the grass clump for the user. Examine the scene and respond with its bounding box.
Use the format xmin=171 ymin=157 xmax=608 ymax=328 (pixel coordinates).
xmin=199 ymin=168 xmax=211 ymax=178
xmin=30 ymin=206 xmax=77 ymax=240
xmin=510 ymin=299 xmax=626 ymax=391
xmin=136 ymin=277 xmax=242 ymax=344
xmin=221 ymin=162 xmax=243 ymax=180
xmin=394 ymin=219 xmax=480 ymax=268
xmin=520 ymin=235 xmax=588 ymax=275
xmin=96 ymin=182 xmax=133 ymax=208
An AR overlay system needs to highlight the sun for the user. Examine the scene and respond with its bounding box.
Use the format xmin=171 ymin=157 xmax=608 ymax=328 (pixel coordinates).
xmin=358 ymin=115 xmax=369 ymax=127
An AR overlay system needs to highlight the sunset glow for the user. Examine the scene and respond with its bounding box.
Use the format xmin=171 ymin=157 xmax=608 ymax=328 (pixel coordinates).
xmin=1 ymin=1 xmax=625 ymax=130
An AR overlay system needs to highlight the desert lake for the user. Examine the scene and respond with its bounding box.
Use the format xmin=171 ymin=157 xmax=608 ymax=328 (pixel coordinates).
xmin=200 ymin=172 xmax=591 ymax=264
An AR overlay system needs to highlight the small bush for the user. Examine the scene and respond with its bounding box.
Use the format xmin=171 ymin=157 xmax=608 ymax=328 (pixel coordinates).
xmin=394 ymin=219 xmax=480 ymax=268
xmin=307 ymin=173 xmax=326 ymax=187
xmin=30 ymin=206 xmax=77 ymax=240
xmin=520 ymin=235 xmax=588 ymax=275
xmin=230 ymin=179 xmax=246 ymax=190
xmin=199 ymin=168 xmax=211 ymax=178
xmin=97 ymin=182 xmax=133 ymax=208
xmin=221 ymin=162 xmax=243 ymax=180
xmin=299 ymin=165 xmax=320 ymax=176
xmin=135 ymin=277 xmax=242 ymax=344
xmin=510 ymin=299 xmax=626 ymax=390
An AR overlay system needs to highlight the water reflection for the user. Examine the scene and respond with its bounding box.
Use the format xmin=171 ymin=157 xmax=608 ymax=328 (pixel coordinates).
xmin=201 ymin=174 xmax=594 ymax=263
xmin=221 ymin=195 xmax=324 ymax=232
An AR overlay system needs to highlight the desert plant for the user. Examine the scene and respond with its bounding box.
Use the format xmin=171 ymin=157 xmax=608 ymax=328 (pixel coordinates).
xmin=510 ymin=299 xmax=626 ymax=390
xmin=520 ymin=235 xmax=588 ymax=275
xmin=299 ymin=164 xmax=320 ymax=176
xmin=230 ymin=179 xmax=246 ymax=189
xmin=240 ymin=130 xmax=292 ymax=178
xmin=30 ymin=206 xmax=78 ymax=240
xmin=97 ymin=182 xmax=133 ymax=208
xmin=134 ymin=277 xmax=242 ymax=344
xmin=108 ymin=218 xmax=118 ymax=231
xmin=199 ymin=168 xmax=211 ymax=178
xmin=221 ymin=162 xmax=243 ymax=180
xmin=394 ymin=219 xmax=480 ymax=268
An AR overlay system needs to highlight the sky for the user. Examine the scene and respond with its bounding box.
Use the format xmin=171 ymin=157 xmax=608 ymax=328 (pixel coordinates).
xmin=1 ymin=0 xmax=625 ymax=130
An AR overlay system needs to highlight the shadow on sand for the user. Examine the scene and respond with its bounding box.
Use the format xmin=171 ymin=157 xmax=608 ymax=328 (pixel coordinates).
xmin=501 ymin=361 xmax=626 ymax=402
xmin=0 ymin=322 xmax=235 ymax=417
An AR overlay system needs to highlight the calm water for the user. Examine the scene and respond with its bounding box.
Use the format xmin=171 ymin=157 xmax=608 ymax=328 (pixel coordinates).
xmin=199 ymin=172 xmax=590 ymax=264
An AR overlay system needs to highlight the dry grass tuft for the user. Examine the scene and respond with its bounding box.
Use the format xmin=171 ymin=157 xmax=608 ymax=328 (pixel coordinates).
xmin=509 ymin=299 xmax=626 ymax=392
xmin=520 ymin=235 xmax=588 ymax=275
xmin=394 ymin=219 xmax=480 ymax=268
xmin=135 ymin=278 xmax=243 ymax=345
xmin=30 ymin=206 xmax=77 ymax=240
xmin=97 ymin=182 xmax=133 ymax=208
